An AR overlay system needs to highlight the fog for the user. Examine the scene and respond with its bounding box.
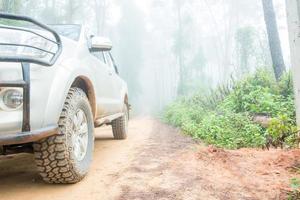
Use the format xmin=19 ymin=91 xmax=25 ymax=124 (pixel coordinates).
xmin=0 ymin=0 xmax=290 ymax=115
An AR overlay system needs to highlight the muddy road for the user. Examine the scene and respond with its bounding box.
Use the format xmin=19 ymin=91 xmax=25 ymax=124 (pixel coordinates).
xmin=0 ymin=118 xmax=299 ymax=200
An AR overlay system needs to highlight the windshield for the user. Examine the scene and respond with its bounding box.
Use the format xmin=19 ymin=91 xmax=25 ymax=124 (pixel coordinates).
xmin=48 ymin=24 xmax=81 ymax=41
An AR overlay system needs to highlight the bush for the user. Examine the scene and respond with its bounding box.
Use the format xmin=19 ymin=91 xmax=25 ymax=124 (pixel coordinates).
xmin=221 ymin=70 xmax=295 ymax=118
xmin=188 ymin=111 xmax=265 ymax=149
xmin=289 ymin=178 xmax=300 ymax=199
xmin=164 ymin=69 xmax=297 ymax=149
xmin=266 ymin=114 xmax=298 ymax=148
xmin=163 ymin=98 xmax=205 ymax=127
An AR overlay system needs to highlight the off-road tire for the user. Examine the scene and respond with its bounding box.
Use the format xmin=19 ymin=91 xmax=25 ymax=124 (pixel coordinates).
xmin=112 ymin=104 xmax=129 ymax=140
xmin=33 ymin=88 xmax=94 ymax=184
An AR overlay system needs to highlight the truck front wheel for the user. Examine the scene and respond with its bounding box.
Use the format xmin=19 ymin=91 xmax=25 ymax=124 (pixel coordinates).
xmin=33 ymin=88 xmax=94 ymax=184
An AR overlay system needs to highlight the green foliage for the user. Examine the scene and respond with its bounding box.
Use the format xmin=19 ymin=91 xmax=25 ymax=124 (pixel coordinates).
xmin=188 ymin=111 xmax=265 ymax=149
xmin=278 ymin=71 xmax=294 ymax=98
xmin=221 ymin=70 xmax=295 ymax=119
xmin=266 ymin=115 xmax=298 ymax=148
xmin=291 ymin=178 xmax=300 ymax=190
xmin=163 ymin=98 xmax=205 ymax=127
xmin=164 ymin=69 xmax=297 ymax=149
xmin=288 ymin=178 xmax=300 ymax=200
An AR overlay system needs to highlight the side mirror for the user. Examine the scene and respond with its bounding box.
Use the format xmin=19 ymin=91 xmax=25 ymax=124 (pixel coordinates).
xmin=90 ymin=36 xmax=112 ymax=51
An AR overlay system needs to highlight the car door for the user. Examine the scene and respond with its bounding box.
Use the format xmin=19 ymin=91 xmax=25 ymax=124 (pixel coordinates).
xmin=103 ymin=51 xmax=124 ymax=113
xmin=90 ymin=51 xmax=117 ymax=117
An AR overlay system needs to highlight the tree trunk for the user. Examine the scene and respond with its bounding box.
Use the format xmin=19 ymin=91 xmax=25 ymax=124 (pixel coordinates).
xmin=262 ymin=0 xmax=286 ymax=81
xmin=286 ymin=0 xmax=300 ymax=137
xmin=2 ymin=0 xmax=11 ymax=12
xmin=67 ymin=0 xmax=74 ymax=23
xmin=175 ymin=0 xmax=184 ymax=95
xmin=94 ymin=0 xmax=107 ymax=35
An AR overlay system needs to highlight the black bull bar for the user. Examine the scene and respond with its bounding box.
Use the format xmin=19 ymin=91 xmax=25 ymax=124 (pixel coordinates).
xmin=0 ymin=13 xmax=62 ymax=145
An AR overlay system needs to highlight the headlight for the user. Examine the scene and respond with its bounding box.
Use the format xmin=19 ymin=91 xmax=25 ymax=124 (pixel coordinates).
xmin=0 ymin=88 xmax=23 ymax=111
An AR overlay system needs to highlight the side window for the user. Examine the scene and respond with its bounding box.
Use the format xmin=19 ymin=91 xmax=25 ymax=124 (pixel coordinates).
xmin=103 ymin=52 xmax=114 ymax=70
xmin=92 ymin=51 xmax=105 ymax=63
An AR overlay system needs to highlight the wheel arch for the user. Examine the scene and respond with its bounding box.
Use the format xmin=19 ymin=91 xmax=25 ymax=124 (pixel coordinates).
xmin=71 ymin=76 xmax=97 ymax=120
xmin=124 ymin=93 xmax=129 ymax=105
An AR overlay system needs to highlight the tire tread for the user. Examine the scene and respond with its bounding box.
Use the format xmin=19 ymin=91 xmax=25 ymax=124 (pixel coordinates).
xmin=112 ymin=105 xmax=128 ymax=140
xmin=34 ymin=88 xmax=92 ymax=184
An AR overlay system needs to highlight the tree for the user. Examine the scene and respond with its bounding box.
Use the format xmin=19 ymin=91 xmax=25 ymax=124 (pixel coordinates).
xmin=93 ymin=0 xmax=108 ymax=35
xmin=65 ymin=0 xmax=76 ymax=23
xmin=286 ymin=0 xmax=300 ymax=129
xmin=235 ymin=27 xmax=255 ymax=76
xmin=0 ymin=0 xmax=21 ymax=13
xmin=39 ymin=0 xmax=61 ymax=23
xmin=262 ymin=0 xmax=286 ymax=81
xmin=173 ymin=0 xmax=185 ymax=95
xmin=115 ymin=0 xmax=145 ymax=112
xmin=173 ymin=0 xmax=196 ymax=95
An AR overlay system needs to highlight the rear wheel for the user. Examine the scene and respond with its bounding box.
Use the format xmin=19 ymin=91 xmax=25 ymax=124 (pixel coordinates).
xmin=112 ymin=104 xmax=129 ymax=140
xmin=33 ymin=88 xmax=94 ymax=184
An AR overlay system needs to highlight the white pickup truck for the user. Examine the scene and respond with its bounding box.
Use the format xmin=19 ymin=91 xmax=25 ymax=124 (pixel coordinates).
xmin=0 ymin=13 xmax=129 ymax=184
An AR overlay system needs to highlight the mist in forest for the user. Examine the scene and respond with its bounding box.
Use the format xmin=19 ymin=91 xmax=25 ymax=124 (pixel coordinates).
xmin=0 ymin=0 xmax=290 ymax=115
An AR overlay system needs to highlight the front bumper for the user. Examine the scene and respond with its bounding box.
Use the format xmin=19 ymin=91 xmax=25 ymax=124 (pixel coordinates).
xmin=0 ymin=125 xmax=58 ymax=146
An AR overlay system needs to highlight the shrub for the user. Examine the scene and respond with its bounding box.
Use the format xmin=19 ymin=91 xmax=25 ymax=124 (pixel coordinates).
xmin=187 ymin=111 xmax=265 ymax=149
xmin=220 ymin=70 xmax=295 ymax=118
xmin=164 ymin=69 xmax=297 ymax=149
xmin=266 ymin=114 xmax=298 ymax=148
xmin=278 ymin=71 xmax=294 ymax=98
xmin=288 ymin=178 xmax=300 ymax=200
xmin=163 ymin=98 xmax=205 ymax=127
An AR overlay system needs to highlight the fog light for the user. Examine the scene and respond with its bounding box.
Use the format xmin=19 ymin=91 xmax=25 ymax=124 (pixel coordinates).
xmin=0 ymin=89 xmax=23 ymax=110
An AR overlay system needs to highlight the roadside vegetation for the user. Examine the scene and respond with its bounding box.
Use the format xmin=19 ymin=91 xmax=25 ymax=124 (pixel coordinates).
xmin=164 ymin=69 xmax=298 ymax=149
xmin=289 ymin=177 xmax=300 ymax=199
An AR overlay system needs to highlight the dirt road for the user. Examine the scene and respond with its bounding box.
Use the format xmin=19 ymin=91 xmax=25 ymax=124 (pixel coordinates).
xmin=0 ymin=118 xmax=300 ymax=200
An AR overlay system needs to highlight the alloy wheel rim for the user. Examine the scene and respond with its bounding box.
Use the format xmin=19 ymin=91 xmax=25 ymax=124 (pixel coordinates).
xmin=72 ymin=109 xmax=89 ymax=162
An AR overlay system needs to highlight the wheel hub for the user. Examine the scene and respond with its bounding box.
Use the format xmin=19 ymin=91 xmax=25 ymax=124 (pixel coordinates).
xmin=72 ymin=109 xmax=89 ymax=162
